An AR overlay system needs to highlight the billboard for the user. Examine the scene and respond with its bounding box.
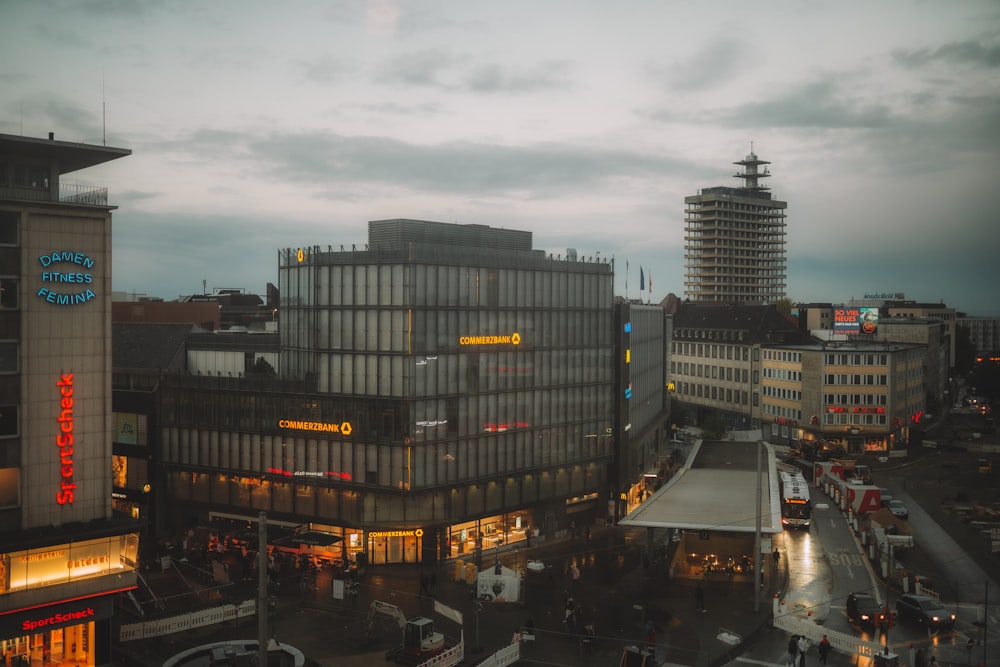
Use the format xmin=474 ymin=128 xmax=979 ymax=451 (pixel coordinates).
xmin=833 ymin=307 xmax=878 ymax=335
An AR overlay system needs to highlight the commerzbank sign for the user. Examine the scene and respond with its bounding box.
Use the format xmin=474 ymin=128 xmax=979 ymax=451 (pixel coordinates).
xmin=459 ymin=332 xmax=521 ymax=346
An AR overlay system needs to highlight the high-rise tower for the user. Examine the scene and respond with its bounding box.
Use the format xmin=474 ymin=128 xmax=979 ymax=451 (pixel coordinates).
xmin=683 ymin=150 xmax=787 ymax=303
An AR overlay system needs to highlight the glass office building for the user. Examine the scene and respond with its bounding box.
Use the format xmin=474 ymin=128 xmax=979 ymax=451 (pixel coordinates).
xmin=160 ymin=220 xmax=615 ymax=564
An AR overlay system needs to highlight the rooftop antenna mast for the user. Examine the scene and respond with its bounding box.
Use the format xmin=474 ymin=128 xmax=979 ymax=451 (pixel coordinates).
xmin=102 ymin=68 xmax=106 ymax=146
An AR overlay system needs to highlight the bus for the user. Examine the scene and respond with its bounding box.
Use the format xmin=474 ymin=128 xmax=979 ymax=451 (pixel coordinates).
xmin=779 ymin=470 xmax=812 ymax=529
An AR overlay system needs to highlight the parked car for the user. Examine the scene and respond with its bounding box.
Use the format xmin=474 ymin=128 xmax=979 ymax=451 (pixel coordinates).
xmin=895 ymin=594 xmax=955 ymax=631
xmin=879 ymin=489 xmax=894 ymax=507
xmin=888 ymin=499 xmax=908 ymax=519
xmin=846 ymin=592 xmax=884 ymax=630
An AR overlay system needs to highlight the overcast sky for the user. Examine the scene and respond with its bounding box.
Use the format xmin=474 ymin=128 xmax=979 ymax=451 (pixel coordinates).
xmin=4 ymin=1 xmax=999 ymax=315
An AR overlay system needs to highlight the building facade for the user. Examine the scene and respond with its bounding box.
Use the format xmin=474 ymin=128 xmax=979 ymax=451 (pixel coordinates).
xmin=0 ymin=133 xmax=141 ymax=667
xmin=957 ymin=315 xmax=1000 ymax=358
xmin=683 ymin=151 xmax=787 ymax=303
xmin=667 ymin=303 xmax=807 ymax=431
xmin=760 ymin=342 xmax=926 ymax=454
xmin=611 ymin=299 xmax=669 ymax=517
xmin=157 ymin=220 xmax=615 ymax=565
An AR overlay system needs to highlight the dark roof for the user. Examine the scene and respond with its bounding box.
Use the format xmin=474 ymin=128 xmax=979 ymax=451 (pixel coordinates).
xmin=113 ymin=323 xmax=192 ymax=370
xmin=187 ymin=332 xmax=279 ymax=351
xmin=0 ymin=132 xmax=131 ymax=174
xmin=1 ymin=514 xmax=143 ymax=552
xmin=672 ymin=303 xmax=810 ymax=345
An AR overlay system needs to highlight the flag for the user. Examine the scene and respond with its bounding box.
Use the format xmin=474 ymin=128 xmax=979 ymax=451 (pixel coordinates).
xmin=639 ymin=266 xmax=645 ymax=291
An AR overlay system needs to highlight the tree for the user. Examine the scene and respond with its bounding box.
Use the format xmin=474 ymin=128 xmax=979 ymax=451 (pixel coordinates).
xmin=774 ymin=297 xmax=794 ymax=316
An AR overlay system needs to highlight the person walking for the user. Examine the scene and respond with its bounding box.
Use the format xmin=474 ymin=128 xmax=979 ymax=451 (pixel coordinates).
xmin=817 ymin=635 xmax=830 ymax=665
xmin=796 ymin=635 xmax=810 ymax=667
xmin=569 ymin=562 xmax=581 ymax=588
xmin=773 ymin=548 xmax=780 ymax=571
xmin=786 ymin=635 xmax=799 ymax=667
xmin=696 ymin=583 xmax=706 ymax=612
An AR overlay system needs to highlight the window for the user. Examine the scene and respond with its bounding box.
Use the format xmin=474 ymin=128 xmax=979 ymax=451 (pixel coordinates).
xmin=0 ymin=405 xmax=17 ymax=437
xmin=0 ymin=341 xmax=16 ymax=373
xmin=0 ymin=467 xmax=18 ymax=508
xmin=0 ymin=278 xmax=16 ymax=309
xmin=0 ymin=211 xmax=18 ymax=245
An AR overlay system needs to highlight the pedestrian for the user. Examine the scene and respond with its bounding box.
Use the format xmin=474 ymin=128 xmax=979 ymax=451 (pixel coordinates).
xmin=582 ymin=621 xmax=596 ymax=653
xmin=773 ymin=548 xmax=780 ymax=570
xmin=786 ymin=635 xmax=798 ymax=667
xmin=569 ymin=562 xmax=580 ymax=587
xmin=914 ymin=647 xmax=926 ymax=667
xmin=797 ymin=635 xmax=810 ymax=667
xmin=818 ymin=635 xmax=830 ymax=665
xmin=696 ymin=583 xmax=706 ymax=612
xmin=927 ymin=656 xmax=938 ymax=667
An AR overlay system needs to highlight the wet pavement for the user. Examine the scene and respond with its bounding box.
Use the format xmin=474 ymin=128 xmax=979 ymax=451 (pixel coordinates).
xmin=113 ymin=523 xmax=784 ymax=667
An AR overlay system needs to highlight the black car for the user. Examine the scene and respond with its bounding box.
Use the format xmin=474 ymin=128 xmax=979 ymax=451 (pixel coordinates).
xmin=895 ymin=594 xmax=955 ymax=630
xmin=846 ymin=592 xmax=884 ymax=630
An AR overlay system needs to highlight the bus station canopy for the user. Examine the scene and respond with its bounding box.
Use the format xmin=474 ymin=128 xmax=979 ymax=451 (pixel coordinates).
xmin=619 ymin=440 xmax=783 ymax=534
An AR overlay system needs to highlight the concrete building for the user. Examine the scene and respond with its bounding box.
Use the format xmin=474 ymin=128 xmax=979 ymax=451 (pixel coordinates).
xmin=156 ymin=220 xmax=616 ymax=565
xmin=0 ymin=133 xmax=141 ymax=667
xmin=759 ymin=341 xmax=927 ymax=455
xmin=957 ymin=315 xmax=1000 ymax=358
xmin=683 ymin=151 xmax=787 ymax=304
xmin=611 ymin=299 xmax=670 ymax=518
xmin=667 ymin=303 xmax=808 ymax=431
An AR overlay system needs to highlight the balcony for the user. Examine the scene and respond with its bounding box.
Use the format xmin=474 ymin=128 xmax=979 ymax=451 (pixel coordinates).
xmin=0 ymin=182 xmax=110 ymax=206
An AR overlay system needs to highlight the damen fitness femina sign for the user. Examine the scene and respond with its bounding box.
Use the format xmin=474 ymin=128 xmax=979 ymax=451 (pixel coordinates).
xmin=36 ymin=251 xmax=96 ymax=305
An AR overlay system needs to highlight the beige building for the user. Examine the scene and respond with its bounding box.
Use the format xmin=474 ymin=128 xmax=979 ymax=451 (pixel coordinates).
xmin=1 ymin=133 xmax=140 ymax=666
xmin=760 ymin=342 xmax=926 ymax=454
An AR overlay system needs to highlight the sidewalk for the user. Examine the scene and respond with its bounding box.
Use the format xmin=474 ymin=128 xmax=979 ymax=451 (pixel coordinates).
xmin=114 ymin=523 xmax=787 ymax=667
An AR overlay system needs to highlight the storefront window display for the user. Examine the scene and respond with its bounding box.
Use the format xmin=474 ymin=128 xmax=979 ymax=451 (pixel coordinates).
xmin=446 ymin=511 xmax=532 ymax=560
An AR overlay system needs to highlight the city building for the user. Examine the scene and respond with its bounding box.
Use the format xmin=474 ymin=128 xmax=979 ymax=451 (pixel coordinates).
xmin=667 ymin=303 xmax=808 ymax=431
xmin=683 ymin=150 xmax=787 ymax=304
xmin=957 ymin=315 xmax=1000 ymax=359
xmin=759 ymin=341 xmax=926 ymax=454
xmin=155 ymin=220 xmax=615 ymax=565
xmin=0 ymin=133 xmax=141 ymax=667
xmin=611 ymin=299 xmax=670 ymax=517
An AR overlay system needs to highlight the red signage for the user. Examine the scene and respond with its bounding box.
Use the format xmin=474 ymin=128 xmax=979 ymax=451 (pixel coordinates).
xmin=56 ymin=373 xmax=76 ymax=505
xmin=22 ymin=606 xmax=94 ymax=632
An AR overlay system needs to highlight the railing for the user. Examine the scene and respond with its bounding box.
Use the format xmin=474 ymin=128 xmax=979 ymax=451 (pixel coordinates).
xmin=119 ymin=599 xmax=256 ymax=641
xmin=0 ymin=183 xmax=108 ymax=205
xmin=60 ymin=183 xmax=108 ymax=205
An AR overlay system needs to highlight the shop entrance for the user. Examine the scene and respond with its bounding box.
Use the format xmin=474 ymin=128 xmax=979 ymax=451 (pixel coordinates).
xmin=2 ymin=621 xmax=93 ymax=667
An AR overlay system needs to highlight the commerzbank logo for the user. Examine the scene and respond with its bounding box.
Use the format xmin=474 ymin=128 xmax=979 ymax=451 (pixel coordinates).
xmin=459 ymin=332 xmax=521 ymax=346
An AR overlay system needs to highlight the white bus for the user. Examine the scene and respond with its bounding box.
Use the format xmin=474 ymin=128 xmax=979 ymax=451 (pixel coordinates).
xmin=779 ymin=470 xmax=812 ymax=529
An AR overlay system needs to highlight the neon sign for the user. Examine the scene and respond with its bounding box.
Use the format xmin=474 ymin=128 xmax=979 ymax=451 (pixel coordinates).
xmin=459 ymin=332 xmax=521 ymax=346
xmin=369 ymin=528 xmax=423 ymax=538
xmin=56 ymin=373 xmax=76 ymax=505
xmin=278 ymin=419 xmax=353 ymax=435
xmin=22 ymin=606 xmax=95 ymax=632
xmin=37 ymin=251 xmax=96 ymax=305
xmin=267 ymin=467 xmax=353 ymax=481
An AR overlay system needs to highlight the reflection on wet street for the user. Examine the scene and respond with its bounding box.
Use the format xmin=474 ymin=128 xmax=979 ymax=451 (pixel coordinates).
xmin=782 ymin=528 xmax=833 ymax=623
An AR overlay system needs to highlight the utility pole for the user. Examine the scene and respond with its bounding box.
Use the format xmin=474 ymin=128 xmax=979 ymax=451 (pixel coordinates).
xmin=753 ymin=440 xmax=762 ymax=612
xmin=258 ymin=512 xmax=268 ymax=667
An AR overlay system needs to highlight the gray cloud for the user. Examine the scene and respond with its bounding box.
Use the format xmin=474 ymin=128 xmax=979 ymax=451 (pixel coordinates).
xmin=893 ymin=39 xmax=1000 ymax=68
xmin=375 ymin=50 xmax=463 ymax=87
xmin=463 ymin=60 xmax=575 ymax=94
xmin=375 ymin=49 xmax=574 ymax=94
xmin=645 ymin=38 xmax=745 ymax=92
